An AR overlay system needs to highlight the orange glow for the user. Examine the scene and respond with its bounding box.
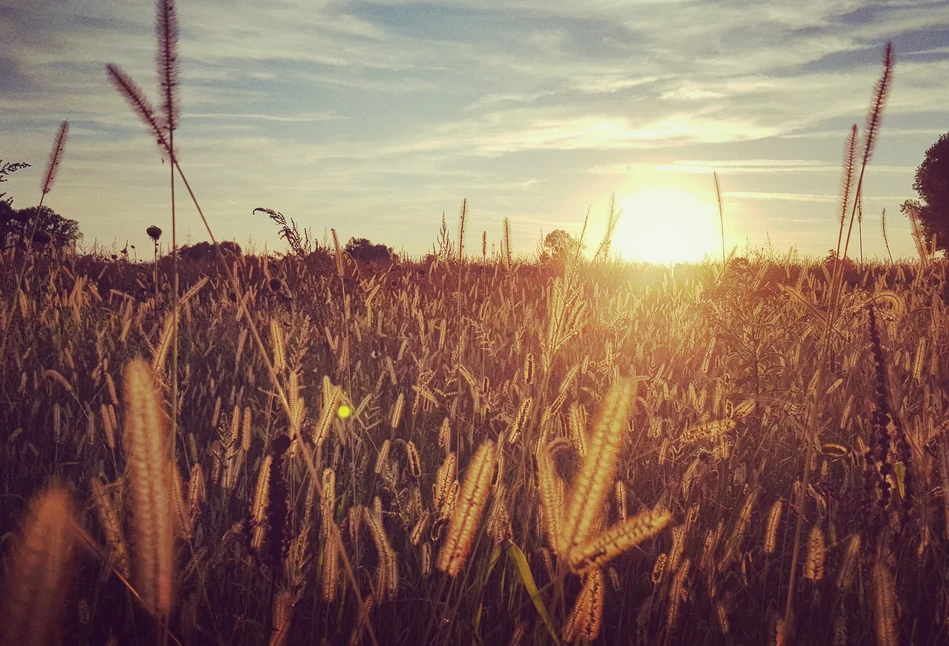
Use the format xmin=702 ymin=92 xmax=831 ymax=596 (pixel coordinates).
xmin=613 ymin=188 xmax=722 ymax=264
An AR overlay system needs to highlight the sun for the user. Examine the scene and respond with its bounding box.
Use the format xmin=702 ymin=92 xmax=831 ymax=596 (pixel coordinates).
xmin=612 ymin=188 xmax=722 ymax=265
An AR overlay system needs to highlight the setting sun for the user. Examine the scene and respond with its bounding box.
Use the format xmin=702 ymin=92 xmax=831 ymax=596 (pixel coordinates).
xmin=613 ymin=188 xmax=722 ymax=265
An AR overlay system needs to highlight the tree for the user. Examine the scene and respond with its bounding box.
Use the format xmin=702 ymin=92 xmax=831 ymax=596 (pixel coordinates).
xmin=910 ymin=132 xmax=949 ymax=254
xmin=178 ymin=240 xmax=241 ymax=262
xmin=345 ymin=238 xmax=395 ymax=265
xmin=1 ymin=205 xmax=81 ymax=250
xmin=0 ymin=160 xmax=30 ymax=208
xmin=538 ymin=229 xmax=582 ymax=267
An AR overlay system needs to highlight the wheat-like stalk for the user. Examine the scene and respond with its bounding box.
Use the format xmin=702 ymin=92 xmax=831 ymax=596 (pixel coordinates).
xmin=568 ymin=508 xmax=671 ymax=575
xmin=269 ymin=587 xmax=292 ymax=646
xmin=438 ymin=417 xmax=452 ymax=451
xmin=0 ymin=486 xmax=77 ymax=646
xmin=390 ymin=392 xmax=405 ymax=429
xmin=251 ymin=454 xmax=273 ymax=555
xmin=457 ymin=198 xmax=467 ymax=263
xmin=171 ymin=464 xmax=193 ymax=539
xmin=666 ymin=557 xmax=691 ymax=634
xmin=563 ymin=567 xmax=605 ymax=642
xmin=270 ymin=319 xmax=286 ymax=373
xmin=312 ymin=380 xmax=341 ymax=447
xmin=536 ymin=441 xmax=565 ymax=552
xmin=320 ymin=468 xmax=339 ymax=602
xmin=152 ymin=311 xmax=176 ymax=375
xmin=668 ymin=524 xmax=686 ymax=573
xmin=614 ymin=480 xmax=627 ymax=522
xmin=836 ymin=534 xmax=861 ymax=592
xmin=803 ymin=525 xmax=825 ymax=581
xmin=679 ymin=418 xmax=735 ymax=446
xmin=122 ymin=358 xmax=175 ymax=618
xmin=872 ymin=561 xmax=898 ymax=646
xmin=560 ymin=377 xmax=638 ymax=554
xmin=433 ymin=451 xmax=457 ymax=513
xmin=764 ymin=499 xmax=783 ymax=555
xmin=363 ymin=503 xmax=399 ymax=601
xmin=437 ymin=440 xmax=497 ymax=576
xmin=90 ymin=476 xmax=131 ymax=579
xmin=508 ymin=396 xmax=532 ymax=444
xmin=651 ymin=553 xmax=668 ymax=584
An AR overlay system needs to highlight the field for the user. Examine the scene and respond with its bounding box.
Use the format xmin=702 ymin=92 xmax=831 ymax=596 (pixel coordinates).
xmin=3 ymin=3 xmax=948 ymax=644
xmin=2 ymin=241 xmax=949 ymax=645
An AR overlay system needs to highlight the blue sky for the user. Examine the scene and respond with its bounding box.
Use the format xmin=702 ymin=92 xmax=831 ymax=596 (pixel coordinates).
xmin=1 ymin=0 xmax=948 ymax=262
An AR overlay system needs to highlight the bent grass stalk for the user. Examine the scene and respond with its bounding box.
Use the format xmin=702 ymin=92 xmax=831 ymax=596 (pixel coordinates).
xmin=107 ymin=13 xmax=376 ymax=640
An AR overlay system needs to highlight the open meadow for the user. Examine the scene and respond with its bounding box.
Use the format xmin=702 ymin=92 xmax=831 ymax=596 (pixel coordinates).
xmin=2 ymin=1 xmax=949 ymax=644
xmin=2 ymin=242 xmax=949 ymax=645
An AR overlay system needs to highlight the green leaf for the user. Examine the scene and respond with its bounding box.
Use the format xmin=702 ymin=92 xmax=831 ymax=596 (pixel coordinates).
xmin=506 ymin=543 xmax=560 ymax=645
xmin=474 ymin=544 xmax=504 ymax=640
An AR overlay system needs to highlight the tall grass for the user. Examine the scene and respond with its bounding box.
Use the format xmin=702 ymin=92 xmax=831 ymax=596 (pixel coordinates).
xmin=3 ymin=16 xmax=947 ymax=646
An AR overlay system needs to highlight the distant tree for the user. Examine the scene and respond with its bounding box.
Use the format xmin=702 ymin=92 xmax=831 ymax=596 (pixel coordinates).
xmin=0 ymin=160 xmax=30 ymax=208
xmin=538 ymin=229 xmax=582 ymax=267
xmin=345 ymin=238 xmax=395 ymax=264
xmin=178 ymin=240 xmax=242 ymax=262
xmin=1 ymin=205 xmax=81 ymax=250
xmin=909 ymin=132 xmax=949 ymax=254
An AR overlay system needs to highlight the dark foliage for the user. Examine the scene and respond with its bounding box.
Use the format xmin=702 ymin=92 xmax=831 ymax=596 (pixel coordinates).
xmin=0 ymin=204 xmax=81 ymax=250
xmin=178 ymin=240 xmax=242 ymax=262
xmin=910 ymin=132 xmax=949 ymax=253
xmin=345 ymin=237 xmax=396 ymax=264
xmin=0 ymin=160 xmax=31 ymax=208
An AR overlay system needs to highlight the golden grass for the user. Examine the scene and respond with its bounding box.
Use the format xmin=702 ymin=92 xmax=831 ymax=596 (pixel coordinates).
xmin=563 ymin=567 xmax=605 ymax=642
xmin=3 ymin=29 xmax=943 ymax=645
xmin=559 ymin=377 xmax=638 ymax=554
xmin=568 ymin=508 xmax=672 ymax=575
xmin=437 ymin=440 xmax=497 ymax=577
xmin=0 ymin=486 xmax=77 ymax=646
xmin=122 ymin=357 xmax=175 ymax=618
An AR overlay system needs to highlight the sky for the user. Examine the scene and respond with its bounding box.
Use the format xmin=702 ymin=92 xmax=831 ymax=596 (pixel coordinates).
xmin=2 ymin=0 xmax=948 ymax=264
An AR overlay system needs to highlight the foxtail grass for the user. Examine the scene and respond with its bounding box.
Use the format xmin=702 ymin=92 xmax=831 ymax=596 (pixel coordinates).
xmin=122 ymin=358 xmax=176 ymax=618
xmin=0 ymin=486 xmax=77 ymax=646
xmin=784 ymin=42 xmax=894 ymax=638
xmin=0 ymin=120 xmax=68 ymax=364
xmin=559 ymin=377 xmax=638 ymax=554
xmin=437 ymin=440 xmax=497 ymax=577
xmin=563 ymin=567 xmax=605 ymax=642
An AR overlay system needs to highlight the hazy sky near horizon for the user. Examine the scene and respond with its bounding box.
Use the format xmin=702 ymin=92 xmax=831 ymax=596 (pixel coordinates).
xmin=2 ymin=0 xmax=948 ymax=263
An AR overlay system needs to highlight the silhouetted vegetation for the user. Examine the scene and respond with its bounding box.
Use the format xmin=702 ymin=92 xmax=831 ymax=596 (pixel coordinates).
xmin=908 ymin=131 xmax=949 ymax=255
xmin=0 ymin=204 xmax=81 ymax=250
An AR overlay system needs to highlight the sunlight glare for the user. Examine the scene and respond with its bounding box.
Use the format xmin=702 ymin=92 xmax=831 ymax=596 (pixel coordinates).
xmin=613 ymin=188 xmax=722 ymax=265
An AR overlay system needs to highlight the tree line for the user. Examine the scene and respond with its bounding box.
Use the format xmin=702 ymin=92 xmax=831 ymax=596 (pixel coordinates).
xmin=3 ymin=130 xmax=949 ymax=258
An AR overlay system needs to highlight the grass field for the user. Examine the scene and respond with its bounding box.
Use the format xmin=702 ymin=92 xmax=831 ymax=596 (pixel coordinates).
xmin=1 ymin=243 xmax=948 ymax=645
xmin=2 ymin=2 xmax=948 ymax=644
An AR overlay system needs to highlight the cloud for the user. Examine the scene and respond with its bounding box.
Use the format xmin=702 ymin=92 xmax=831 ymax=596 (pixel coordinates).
xmin=1 ymin=0 xmax=945 ymax=259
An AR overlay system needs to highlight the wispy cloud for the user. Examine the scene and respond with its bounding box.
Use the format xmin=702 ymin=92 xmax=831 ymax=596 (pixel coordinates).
xmin=1 ymin=0 xmax=946 ymax=259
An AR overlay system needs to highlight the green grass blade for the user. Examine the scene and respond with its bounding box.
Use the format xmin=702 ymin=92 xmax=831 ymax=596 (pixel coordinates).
xmin=506 ymin=543 xmax=560 ymax=645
